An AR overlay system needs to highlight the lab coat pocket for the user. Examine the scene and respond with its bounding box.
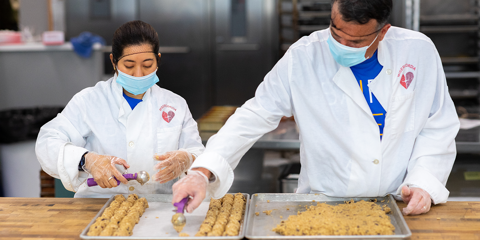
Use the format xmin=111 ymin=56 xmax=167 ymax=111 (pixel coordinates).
xmin=389 ymin=92 xmax=415 ymax=135
xmin=156 ymin=125 xmax=182 ymax=154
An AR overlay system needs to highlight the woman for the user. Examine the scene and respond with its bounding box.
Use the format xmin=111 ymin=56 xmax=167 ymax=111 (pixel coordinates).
xmin=35 ymin=20 xmax=204 ymax=197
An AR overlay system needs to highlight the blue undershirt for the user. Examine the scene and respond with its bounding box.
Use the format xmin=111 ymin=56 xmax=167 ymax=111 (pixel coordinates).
xmin=123 ymin=92 xmax=142 ymax=110
xmin=350 ymin=50 xmax=386 ymax=139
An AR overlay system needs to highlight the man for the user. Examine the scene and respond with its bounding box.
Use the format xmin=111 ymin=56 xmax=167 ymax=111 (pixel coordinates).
xmin=173 ymin=0 xmax=459 ymax=216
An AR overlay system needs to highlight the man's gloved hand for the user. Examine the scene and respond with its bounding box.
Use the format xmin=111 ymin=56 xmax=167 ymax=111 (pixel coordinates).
xmin=84 ymin=152 xmax=130 ymax=188
xmin=401 ymin=185 xmax=432 ymax=215
xmin=172 ymin=170 xmax=208 ymax=213
xmin=153 ymin=150 xmax=193 ymax=183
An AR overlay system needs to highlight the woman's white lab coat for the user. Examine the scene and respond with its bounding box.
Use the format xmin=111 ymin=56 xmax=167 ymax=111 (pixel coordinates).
xmin=36 ymin=75 xmax=204 ymax=197
xmin=191 ymin=27 xmax=460 ymax=204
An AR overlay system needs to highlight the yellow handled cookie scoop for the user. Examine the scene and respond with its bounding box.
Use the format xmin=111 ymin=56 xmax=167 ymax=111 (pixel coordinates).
xmin=171 ymin=197 xmax=188 ymax=233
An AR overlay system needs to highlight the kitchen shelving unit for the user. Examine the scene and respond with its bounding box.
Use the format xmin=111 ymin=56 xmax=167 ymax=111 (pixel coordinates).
xmin=278 ymin=0 xmax=331 ymax=54
xmin=405 ymin=0 xmax=480 ymax=146
xmin=415 ymin=0 xmax=480 ymax=117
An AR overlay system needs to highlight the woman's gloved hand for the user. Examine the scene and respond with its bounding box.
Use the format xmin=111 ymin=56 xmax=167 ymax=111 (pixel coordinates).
xmin=401 ymin=185 xmax=432 ymax=215
xmin=153 ymin=150 xmax=193 ymax=183
xmin=172 ymin=170 xmax=209 ymax=213
xmin=84 ymin=152 xmax=130 ymax=188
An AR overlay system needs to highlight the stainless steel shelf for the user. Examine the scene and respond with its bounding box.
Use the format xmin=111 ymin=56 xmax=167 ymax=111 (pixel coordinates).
xmin=280 ymin=24 xmax=295 ymax=29
xmin=298 ymin=25 xmax=329 ymax=32
xmin=253 ymin=139 xmax=301 ymax=150
xmin=442 ymin=57 xmax=478 ymax=64
xmin=420 ymin=25 xmax=478 ymax=33
xmin=450 ymin=89 xmax=479 ymax=98
xmin=298 ymin=11 xmax=330 ymax=18
xmin=279 ymin=0 xmax=331 ymax=53
xmin=253 ymin=129 xmax=480 ymax=153
xmin=421 ymin=14 xmax=478 ymax=23
xmin=457 ymin=142 xmax=480 ymax=153
xmin=445 ymin=72 xmax=480 ymax=79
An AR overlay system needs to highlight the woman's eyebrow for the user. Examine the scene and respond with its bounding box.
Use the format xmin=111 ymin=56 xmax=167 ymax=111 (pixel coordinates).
xmin=124 ymin=59 xmax=135 ymax=63
xmin=143 ymin=58 xmax=154 ymax=62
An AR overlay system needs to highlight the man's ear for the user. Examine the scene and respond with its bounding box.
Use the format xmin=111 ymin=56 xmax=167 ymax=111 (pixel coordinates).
xmin=378 ymin=24 xmax=391 ymax=42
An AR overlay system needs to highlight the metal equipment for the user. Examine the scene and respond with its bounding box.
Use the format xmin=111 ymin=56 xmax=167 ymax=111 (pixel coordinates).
xmin=171 ymin=197 xmax=189 ymax=233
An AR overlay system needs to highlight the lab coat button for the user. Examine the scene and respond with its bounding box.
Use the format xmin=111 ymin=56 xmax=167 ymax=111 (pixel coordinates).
xmin=129 ymin=141 xmax=134 ymax=147
xmin=386 ymin=69 xmax=392 ymax=75
xmin=129 ymin=186 xmax=135 ymax=191
xmin=373 ymin=159 xmax=380 ymax=164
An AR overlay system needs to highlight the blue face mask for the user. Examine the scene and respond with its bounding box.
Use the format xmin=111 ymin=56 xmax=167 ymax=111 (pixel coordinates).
xmin=327 ymin=29 xmax=379 ymax=67
xmin=116 ymin=68 xmax=159 ymax=95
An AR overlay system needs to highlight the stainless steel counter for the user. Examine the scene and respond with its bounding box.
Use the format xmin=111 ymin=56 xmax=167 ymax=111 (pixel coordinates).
xmin=252 ymin=119 xmax=480 ymax=153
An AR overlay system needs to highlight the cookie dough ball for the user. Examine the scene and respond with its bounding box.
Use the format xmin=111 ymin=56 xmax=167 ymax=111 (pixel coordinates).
xmin=114 ymin=194 xmax=126 ymax=203
xmin=113 ymin=227 xmax=132 ymax=236
xmin=99 ymin=223 xmax=118 ymax=236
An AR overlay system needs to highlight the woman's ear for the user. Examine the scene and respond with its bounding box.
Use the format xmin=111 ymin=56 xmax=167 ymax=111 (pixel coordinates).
xmin=156 ymin=53 xmax=162 ymax=67
xmin=110 ymin=54 xmax=117 ymax=71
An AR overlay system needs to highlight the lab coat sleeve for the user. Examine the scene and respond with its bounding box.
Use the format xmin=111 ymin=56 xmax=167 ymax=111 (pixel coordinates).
xmin=190 ymin=50 xmax=294 ymax=198
xmin=178 ymin=104 xmax=205 ymax=159
xmin=35 ymin=94 xmax=91 ymax=192
xmin=396 ymin=50 xmax=460 ymax=204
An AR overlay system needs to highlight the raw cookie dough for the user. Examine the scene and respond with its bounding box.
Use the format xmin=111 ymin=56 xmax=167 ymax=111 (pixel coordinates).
xmin=263 ymin=210 xmax=273 ymax=215
xmin=87 ymin=194 xmax=149 ymax=236
xmin=273 ymin=199 xmax=394 ymax=236
xmin=195 ymin=193 xmax=246 ymax=237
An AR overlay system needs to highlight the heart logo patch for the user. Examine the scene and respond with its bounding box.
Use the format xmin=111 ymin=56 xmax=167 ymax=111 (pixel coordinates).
xmin=400 ymin=72 xmax=414 ymax=89
xmin=162 ymin=111 xmax=175 ymax=123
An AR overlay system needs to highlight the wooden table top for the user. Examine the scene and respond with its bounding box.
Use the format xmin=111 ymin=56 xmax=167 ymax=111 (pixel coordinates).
xmin=0 ymin=198 xmax=479 ymax=240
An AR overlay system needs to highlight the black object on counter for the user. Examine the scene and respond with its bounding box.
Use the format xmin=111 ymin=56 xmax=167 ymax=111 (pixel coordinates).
xmin=0 ymin=107 xmax=64 ymax=144
xmin=278 ymin=163 xmax=301 ymax=193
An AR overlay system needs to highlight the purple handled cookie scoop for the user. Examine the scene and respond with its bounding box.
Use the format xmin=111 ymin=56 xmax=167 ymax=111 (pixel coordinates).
xmin=171 ymin=197 xmax=189 ymax=233
xmin=87 ymin=170 xmax=150 ymax=187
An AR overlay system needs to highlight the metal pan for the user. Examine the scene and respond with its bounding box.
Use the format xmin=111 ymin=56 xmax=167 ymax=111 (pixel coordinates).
xmin=245 ymin=193 xmax=411 ymax=240
xmin=80 ymin=193 xmax=250 ymax=240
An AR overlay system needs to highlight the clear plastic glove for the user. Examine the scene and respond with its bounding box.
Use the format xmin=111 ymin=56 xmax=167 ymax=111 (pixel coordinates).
xmin=153 ymin=150 xmax=193 ymax=183
xmin=84 ymin=152 xmax=130 ymax=188
xmin=401 ymin=185 xmax=432 ymax=215
xmin=172 ymin=170 xmax=208 ymax=213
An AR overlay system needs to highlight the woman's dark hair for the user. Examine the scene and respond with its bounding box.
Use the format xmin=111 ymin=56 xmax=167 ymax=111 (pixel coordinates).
xmin=111 ymin=20 xmax=160 ymax=67
xmin=332 ymin=0 xmax=392 ymax=27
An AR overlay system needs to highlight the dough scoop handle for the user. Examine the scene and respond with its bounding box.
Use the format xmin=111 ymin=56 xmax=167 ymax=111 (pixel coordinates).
xmin=86 ymin=173 xmax=138 ymax=187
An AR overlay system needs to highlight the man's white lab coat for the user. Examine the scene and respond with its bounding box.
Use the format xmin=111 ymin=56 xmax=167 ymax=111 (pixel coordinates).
xmin=191 ymin=27 xmax=459 ymax=204
xmin=36 ymin=76 xmax=204 ymax=197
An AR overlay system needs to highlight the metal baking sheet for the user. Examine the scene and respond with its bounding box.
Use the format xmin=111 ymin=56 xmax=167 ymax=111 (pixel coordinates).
xmin=245 ymin=193 xmax=411 ymax=240
xmin=80 ymin=193 xmax=250 ymax=240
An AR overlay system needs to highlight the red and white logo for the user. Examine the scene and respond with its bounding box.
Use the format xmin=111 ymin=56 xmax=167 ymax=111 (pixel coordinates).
xmin=160 ymin=104 xmax=176 ymax=123
xmin=397 ymin=64 xmax=416 ymax=89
